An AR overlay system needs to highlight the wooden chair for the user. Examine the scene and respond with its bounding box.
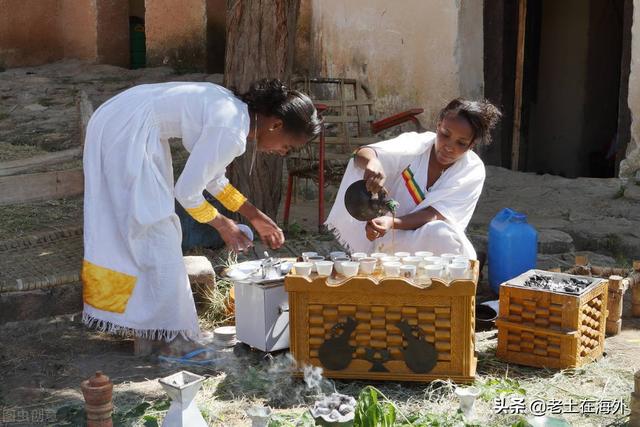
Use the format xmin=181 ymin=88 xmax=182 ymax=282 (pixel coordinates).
xmin=283 ymin=77 xmax=425 ymax=231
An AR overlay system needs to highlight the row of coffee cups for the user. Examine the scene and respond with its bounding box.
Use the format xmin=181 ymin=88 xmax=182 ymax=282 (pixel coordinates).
xmin=294 ymin=251 xmax=470 ymax=280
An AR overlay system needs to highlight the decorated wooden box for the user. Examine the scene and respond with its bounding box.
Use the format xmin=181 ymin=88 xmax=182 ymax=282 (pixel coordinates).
xmin=285 ymin=261 xmax=479 ymax=383
xmin=496 ymin=269 xmax=609 ymax=369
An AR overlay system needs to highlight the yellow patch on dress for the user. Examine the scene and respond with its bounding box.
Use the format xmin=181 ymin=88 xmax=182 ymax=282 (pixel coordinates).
xmin=82 ymin=260 xmax=137 ymax=313
xmin=185 ymin=201 xmax=218 ymax=223
xmin=215 ymin=183 xmax=247 ymax=212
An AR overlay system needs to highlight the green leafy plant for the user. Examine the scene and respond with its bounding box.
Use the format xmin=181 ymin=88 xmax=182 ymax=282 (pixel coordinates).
xmin=399 ymin=411 xmax=469 ymax=427
xmin=354 ymin=386 xmax=397 ymax=427
xmin=268 ymin=411 xmax=315 ymax=426
xmin=476 ymin=377 xmax=526 ymax=402
xmin=284 ymin=221 xmax=306 ymax=239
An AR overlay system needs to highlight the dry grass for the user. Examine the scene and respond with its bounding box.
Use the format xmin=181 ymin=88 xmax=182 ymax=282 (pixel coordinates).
xmin=182 ymin=339 xmax=634 ymax=426
xmin=187 ymin=291 xmax=636 ymax=427
xmin=0 ymin=196 xmax=83 ymax=239
xmin=0 ymin=142 xmax=47 ymax=161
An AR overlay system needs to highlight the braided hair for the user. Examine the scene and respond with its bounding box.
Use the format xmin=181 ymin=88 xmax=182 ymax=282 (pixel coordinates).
xmin=240 ymin=79 xmax=321 ymax=141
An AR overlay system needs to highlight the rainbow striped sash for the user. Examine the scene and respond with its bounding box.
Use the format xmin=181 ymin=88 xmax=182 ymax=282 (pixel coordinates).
xmin=401 ymin=166 xmax=425 ymax=205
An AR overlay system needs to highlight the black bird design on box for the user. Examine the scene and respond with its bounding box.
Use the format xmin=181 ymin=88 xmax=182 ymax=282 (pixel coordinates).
xmin=318 ymin=317 xmax=358 ymax=370
xmin=396 ymin=319 xmax=438 ymax=374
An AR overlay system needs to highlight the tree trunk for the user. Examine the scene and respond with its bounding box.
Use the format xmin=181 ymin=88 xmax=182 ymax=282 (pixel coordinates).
xmin=224 ymin=0 xmax=300 ymax=220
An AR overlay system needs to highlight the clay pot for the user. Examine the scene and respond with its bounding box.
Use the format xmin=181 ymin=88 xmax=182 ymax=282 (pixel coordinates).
xmin=475 ymin=304 xmax=498 ymax=331
xmin=344 ymin=180 xmax=398 ymax=221
xmin=81 ymin=371 xmax=113 ymax=427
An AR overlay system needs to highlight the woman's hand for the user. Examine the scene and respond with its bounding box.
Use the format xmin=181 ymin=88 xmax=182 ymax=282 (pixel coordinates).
xmin=208 ymin=215 xmax=253 ymax=253
xmin=250 ymin=210 xmax=285 ymax=249
xmin=363 ymin=157 xmax=386 ymax=194
xmin=365 ymin=216 xmax=394 ymax=241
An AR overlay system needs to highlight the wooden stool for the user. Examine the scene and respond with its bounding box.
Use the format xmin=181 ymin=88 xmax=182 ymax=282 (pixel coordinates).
xmin=632 ymin=261 xmax=640 ymax=317
xmin=184 ymin=255 xmax=216 ymax=288
xmin=606 ymin=275 xmax=627 ymax=336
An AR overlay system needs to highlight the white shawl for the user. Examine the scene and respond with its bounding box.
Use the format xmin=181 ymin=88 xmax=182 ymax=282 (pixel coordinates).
xmin=325 ymin=131 xmax=485 ymax=255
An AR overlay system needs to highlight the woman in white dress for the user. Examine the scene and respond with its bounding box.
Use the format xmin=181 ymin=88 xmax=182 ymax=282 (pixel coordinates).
xmin=326 ymin=99 xmax=500 ymax=260
xmin=82 ymin=79 xmax=320 ymax=359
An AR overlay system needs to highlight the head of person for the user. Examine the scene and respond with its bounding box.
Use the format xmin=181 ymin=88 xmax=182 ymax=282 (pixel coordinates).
xmin=434 ymin=98 xmax=502 ymax=166
xmin=241 ymin=79 xmax=322 ymax=156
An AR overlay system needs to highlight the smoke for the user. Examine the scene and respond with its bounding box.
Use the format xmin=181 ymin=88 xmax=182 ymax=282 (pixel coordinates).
xmin=214 ymin=350 xmax=334 ymax=407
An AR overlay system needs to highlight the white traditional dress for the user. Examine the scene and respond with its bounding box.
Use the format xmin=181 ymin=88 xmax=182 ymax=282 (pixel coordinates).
xmin=326 ymin=131 xmax=485 ymax=259
xmin=82 ymin=82 xmax=249 ymax=341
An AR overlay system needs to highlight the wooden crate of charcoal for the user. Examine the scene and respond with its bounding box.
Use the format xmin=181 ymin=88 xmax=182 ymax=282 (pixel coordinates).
xmin=496 ymin=269 xmax=609 ymax=369
xmin=285 ymin=261 xmax=479 ymax=383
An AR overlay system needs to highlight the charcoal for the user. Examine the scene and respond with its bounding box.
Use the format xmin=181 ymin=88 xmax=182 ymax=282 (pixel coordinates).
xmin=329 ymin=409 xmax=341 ymax=420
xmin=517 ymin=272 xmax=596 ymax=295
xmin=339 ymin=404 xmax=353 ymax=415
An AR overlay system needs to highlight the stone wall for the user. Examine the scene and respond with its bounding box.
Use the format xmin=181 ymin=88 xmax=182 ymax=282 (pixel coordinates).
xmin=298 ymin=0 xmax=484 ymax=127
xmin=0 ymin=0 xmax=129 ymax=68
xmin=145 ymin=0 xmax=207 ymax=71
xmin=0 ymin=0 xmax=63 ymax=67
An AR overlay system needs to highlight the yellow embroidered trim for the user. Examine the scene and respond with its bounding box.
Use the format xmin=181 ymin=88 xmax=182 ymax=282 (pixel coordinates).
xmin=82 ymin=260 xmax=137 ymax=314
xmin=214 ymin=183 xmax=247 ymax=212
xmin=186 ymin=201 xmax=218 ymax=223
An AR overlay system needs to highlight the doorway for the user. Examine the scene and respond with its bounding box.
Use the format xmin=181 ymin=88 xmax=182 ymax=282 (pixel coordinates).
xmin=129 ymin=0 xmax=145 ymax=69
xmin=484 ymin=0 xmax=632 ymax=178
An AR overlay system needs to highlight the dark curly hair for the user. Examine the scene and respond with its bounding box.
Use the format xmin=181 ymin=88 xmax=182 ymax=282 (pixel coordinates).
xmin=240 ymin=78 xmax=322 ymax=141
xmin=438 ymin=98 xmax=502 ymax=145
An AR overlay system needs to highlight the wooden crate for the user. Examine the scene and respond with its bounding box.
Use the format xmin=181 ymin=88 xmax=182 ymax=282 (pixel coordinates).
xmin=496 ymin=270 xmax=608 ymax=369
xmin=564 ymin=256 xmax=640 ymax=334
xmin=285 ymin=261 xmax=479 ymax=383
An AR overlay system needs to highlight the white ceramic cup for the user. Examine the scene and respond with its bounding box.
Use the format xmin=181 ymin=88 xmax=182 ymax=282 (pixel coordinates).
xmin=448 ymin=262 xmax=468 ymax=280
xmin=370 ymin=252 xmax=387 ymax=266
xmin=400 ymin=264 xmax=417 ymax=279
xmin=440 ymin=253 xmax=458 ymax=264
xmin=453 ymin=256 xmax=469 ymax=265
xmin=351 ymin=252 xmax=368 ymax=262
xmin=402 ymin=256 xmax=423 ymax=267
xmin=423 ymin=256 xmax=442 ymax=266
xmin=414 ymin=251 xmax=434 ymax=259
xmin=359 ymin=257 xmax=377 ymax=274
xmin=424 ymin=264 xmax=444 ymax=279
xmin=294 ymin=262 xmax=313 ymax=277
xmin=301 ymin=252 xmax=318 ymax=262
xmin=394 ymin=251 xmax=411 ymax=259
xmin=307 ymin=255 xmax=325 ymax=272
xmin=329 ymin=251 xmax=347 ymax=260
xmin=341 ymin=261 xmax=360 ymax=277
xmin=383 ymin=261 xmax=402 ymax=276
xmin=333 ymin=257 xmax=350 ymax=274
xmin=381 ymin=256 xmax=400 ymax=264
xmin=315 ymin=261 xmax=334 ymax=276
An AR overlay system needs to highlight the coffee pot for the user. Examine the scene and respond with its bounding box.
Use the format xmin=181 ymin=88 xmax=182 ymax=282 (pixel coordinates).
xmin=344 ymin=180 xmax=399 ymax=221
